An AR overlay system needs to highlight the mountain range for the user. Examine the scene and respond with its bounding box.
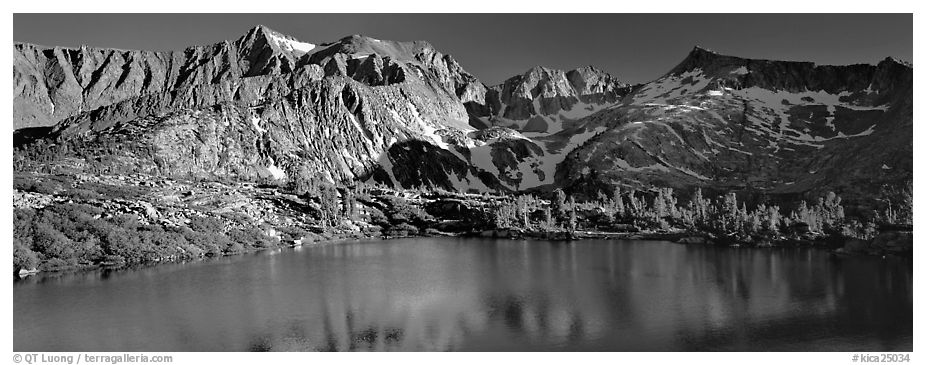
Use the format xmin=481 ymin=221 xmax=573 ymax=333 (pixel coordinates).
xmin=13 ymin=25 xmax=912 ymax=208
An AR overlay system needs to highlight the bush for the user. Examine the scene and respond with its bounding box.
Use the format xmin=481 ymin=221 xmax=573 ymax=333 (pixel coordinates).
xmin=278 ymin=226 xmax=309 ymax=243
xmin=40 ymin=257 xmax=74 ymax=272
xmin=384 ymin=223 xmax=419 ymax=237
xmin=383 ymin=196 xmax=433 ymax=225
xmin=63 ymin=188 xmax=103 ymax=200
xmin=32 ymin=223 xmax=76 ymax=260
xmin=16 ymin=178 xmax=60 ymax=194
xmin=82 ymin=182 xmax=147 ymax=200
xmin=13 ymin=243 xmax=40 ymax=270
xmin=229 ymin=227 xmax=276 ymax=249
xmin=12 ymin=200 xmax=284 ymax=271
xmin=178 ymin=243 xmax=205 ymax=258
xmin=102 ymin=255 xmax=126 ymax=266
xmin=224 ymin=241 xmax=245 ymax=255
xmin=366 ymin=207 xmax=389 ymax=226
xmin=188 ymin=216 xmax=225 ymax=234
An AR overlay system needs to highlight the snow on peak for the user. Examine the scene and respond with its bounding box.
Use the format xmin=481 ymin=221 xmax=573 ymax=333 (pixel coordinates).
xmin=730 ymin=66 xmax=749 ymax=75
xmin=266 ymin=32 xmax=316 ymax=54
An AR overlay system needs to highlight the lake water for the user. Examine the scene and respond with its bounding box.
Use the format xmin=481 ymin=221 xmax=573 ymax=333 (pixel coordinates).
xmin=14 ymin=238 xmax=912 ymax=351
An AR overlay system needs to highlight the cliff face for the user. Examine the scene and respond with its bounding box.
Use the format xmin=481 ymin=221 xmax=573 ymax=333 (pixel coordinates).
xmin=13 ymin=25 xmax=309 ymax=130
xmin=466 ymin=66 xmax=634 ymax=133
xmin=13 ymin=30 xmax=913 ymax=206
xmin=16 ymin=26 xmax=498 ymax=191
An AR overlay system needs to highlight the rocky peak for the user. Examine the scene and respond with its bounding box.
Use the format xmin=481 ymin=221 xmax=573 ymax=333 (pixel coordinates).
xmin=566 ymin=65 xmax=631 ymax=96
xmin=882 ymin=56 xmax=912 ymax=68
xmin=506 ymin=66 xmax=576 ymax=100
xmin=651 ymin=45 xmax=915 ymax=100
xmin=233 ymin=25 xmax=318 ymax=77
xmin=237 ymin=25 xmax=316 ymax=56
xmin=666 ymin=45 xmax=748 ymax=77
xmin=500 ymin=65 xmax=629 ymax=99
xmin=480 ymin=65 xmax=632 ymax=121
xmin=301 ymin=34 xmax=487 ymax=108
xmin=309 ymin=35 xmax=434 ymax=64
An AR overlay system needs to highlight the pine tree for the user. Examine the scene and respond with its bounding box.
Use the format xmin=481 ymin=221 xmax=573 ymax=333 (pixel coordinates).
xmin=627 ymin=189 xmax=644 ymax=218
xmin=568 ymin=195 xmax=578 ymax=233
xmin=552 ymin=188 xmax=568 ymax=224
xmin=610 ymin=186 xmax=625 ymax=219
xmin=719 ymin=192 xmax=738 ymax=234
xmin=690 ymin=188 xmax=709 ymax=226
xmin=653 ymin=189 xmax=667 ymax=219
xmin=764 ymin=204 xmax=780 ymax=234
xmin=541 ymin=205 xmax=555 ymax=231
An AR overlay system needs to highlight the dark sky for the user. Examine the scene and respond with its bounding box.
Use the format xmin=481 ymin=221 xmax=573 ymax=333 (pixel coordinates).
xmin=13 ymin=13 xmax=912 ymax=85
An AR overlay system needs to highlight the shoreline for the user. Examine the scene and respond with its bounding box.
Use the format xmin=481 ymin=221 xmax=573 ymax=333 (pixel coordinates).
xmin=12 ymin=172 xmax=912 ymax=279
xmin=16 ymin=226 xmax=911 ymax=280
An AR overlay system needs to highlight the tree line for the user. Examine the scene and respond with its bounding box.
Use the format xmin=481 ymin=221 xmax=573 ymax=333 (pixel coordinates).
xmin=489 ymin=185 xmax=911 ymax=243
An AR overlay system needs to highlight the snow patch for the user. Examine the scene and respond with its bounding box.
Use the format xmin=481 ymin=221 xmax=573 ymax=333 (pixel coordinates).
xmin=633 ymin=69 xmax=710 ymax=103
xmin=470 ymin=145 xmax=499 ymax=176
xmin=267 ymin=33 xmax=316 ymax=54
xmin=377 ymin=154 xmax=401 ymax=188
xmin=511 ymin=127 xmax=606 ymax=190
xmin=730 ymin=66 xmax=749 ymax=75
xmin=267 ymin=165 xmax=287 ymax=180
xmin=250 ymin=116 xmax=266 ymax=134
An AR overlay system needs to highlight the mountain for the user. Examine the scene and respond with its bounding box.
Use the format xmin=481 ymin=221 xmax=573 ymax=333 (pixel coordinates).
xmin=468 ymin=65 xmax=634 ymax=132
xmin=13 ymin=28 xmax=912 ymax=209
xmin=14 ymin=25 xmax=305 ymax=130
xmin=15 ymin=26 xmax=496 ymax=187
xmin=555 ymin=47 xmax=912 ymax=205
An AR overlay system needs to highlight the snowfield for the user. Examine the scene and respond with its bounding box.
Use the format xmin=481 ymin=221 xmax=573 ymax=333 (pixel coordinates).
xmin=267 ymin=33 xmax=316 ymax=54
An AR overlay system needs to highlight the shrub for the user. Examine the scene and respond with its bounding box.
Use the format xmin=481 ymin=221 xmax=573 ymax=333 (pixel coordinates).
xmin=224 ymin=241 xmax=245 ymax=255
xmin=40 ymin=257 xmax=73 ymax=272
xmin=384 ymin=223 xmax=419 ymax=237
xmin=32 ymin=223 xmax=76 ymax=260
xmin=13 ymin=243 xmax=40 ymax=270
xmin=16 ymin=179 xmax=60 ymax=194
xmin=178 ymin=243 xmax=205 ymax=258
xmin=188 ymin=216 xmax=225 ymax=234
xmin=63 ymin=188 xmax=103 ymax=200
xmin=102 ymin=255 xmax=126 ymax=266
xmin=278 ymin=226 xmax=310 ymax=243
xmin=229 ymin=227 xmax=276 ymax=249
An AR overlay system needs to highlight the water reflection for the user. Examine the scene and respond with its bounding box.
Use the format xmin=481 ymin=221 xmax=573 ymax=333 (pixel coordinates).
xmin=14 ymin=238 xmax=912 ymax=351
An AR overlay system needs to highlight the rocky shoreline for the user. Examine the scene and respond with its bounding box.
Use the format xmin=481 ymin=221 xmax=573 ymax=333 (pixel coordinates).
xmin=13 ymin=171 xmax=912 ymax=279
xmin=19 ymin=223 xmax=912 ymax=279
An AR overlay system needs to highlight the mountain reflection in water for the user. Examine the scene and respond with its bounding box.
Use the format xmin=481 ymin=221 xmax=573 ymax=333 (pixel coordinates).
xmin=14 ymin=238 xmax=912 ymax=351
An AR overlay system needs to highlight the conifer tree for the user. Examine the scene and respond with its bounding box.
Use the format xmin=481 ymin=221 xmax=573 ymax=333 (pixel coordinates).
xmin=568 ymin=195 xmax=578 ymax=233
xmin=552 ymin=188 xmax=568 ymax=223
xmin=611 ymin=186 xmax=625 ymax=218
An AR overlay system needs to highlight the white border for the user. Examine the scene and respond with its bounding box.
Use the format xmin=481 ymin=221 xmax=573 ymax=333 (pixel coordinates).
xmin=3 ymin=4 xmax=920 ymax=364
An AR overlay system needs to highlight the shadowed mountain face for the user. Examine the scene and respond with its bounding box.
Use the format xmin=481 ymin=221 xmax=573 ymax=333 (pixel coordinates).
xmin=13 ymin=27 xmax=912 ymax=206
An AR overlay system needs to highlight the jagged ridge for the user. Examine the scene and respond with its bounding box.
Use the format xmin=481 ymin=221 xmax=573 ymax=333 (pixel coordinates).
xmin=13 ymin=30 xmax=913 ymax=209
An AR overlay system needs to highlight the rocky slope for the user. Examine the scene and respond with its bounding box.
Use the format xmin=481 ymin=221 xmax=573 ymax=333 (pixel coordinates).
xmin=14 ymin=25 xmax=314 ymax=130
xmin=14 ymin=29 xmax=912 ymax=209
xmin=556 ymin=47 xmax=912 ymax=207
xmin=16 ymin=26 xmax=499 ymax=189
xmin=471 ymin=65 xmax=634 ymax=133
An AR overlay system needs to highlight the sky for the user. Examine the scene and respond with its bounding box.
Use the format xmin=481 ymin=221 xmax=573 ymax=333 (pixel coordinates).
xmin=13 ymin=13 xmax=913 ymax=85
